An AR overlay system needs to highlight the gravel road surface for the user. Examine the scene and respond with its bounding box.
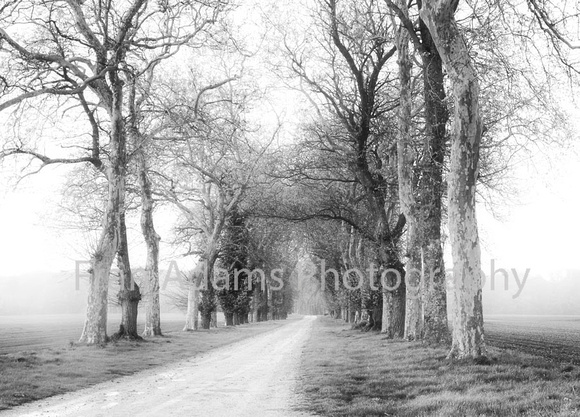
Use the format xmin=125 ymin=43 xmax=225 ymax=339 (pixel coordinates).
xmin=1 ymin=316 xmax=316 ymax=417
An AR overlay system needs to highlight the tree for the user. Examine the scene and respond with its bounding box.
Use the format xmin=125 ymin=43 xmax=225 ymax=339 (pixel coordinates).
xmin=385 ymin=0 xmax=450 ymax=344
xmin=420 ymin=1 xmax=486 ymax=359
xmin=281 ymin=0 xmax=407 ymax=337
xmin=0 ymin=0 xmax=228 ymax=342
xmin=0 ymin=0 xmax=146 ymax=343
xmin=390 ymin=0 xmax=422 ymax=340
xmin=525 ymin=0 xmax=580 ymax=74
xmin=247 ymin=216 xmax=299 ymax=321
xmin=158 ymin=71 xmax=274 ymax=329
xmin=136 ymin=133 xmax=162 ymax=337
xmin=217 ymin=207 xmax=252 ymax=326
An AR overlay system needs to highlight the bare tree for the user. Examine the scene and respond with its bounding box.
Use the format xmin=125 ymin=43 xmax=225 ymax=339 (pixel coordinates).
xmin=282 ymin=0 xmax=408 ymax=337
xmin=0 ymin=0 xmax=227 ymax=343
xmin=390 ymin=0 xmax=422 ymax=340
xmin=385 ymin=0 xmax=450 ymax=344
xmin=157 ymin=73 xmax=274 ymax=329
xmin=420 ymin=1 xmax=486 ymax=359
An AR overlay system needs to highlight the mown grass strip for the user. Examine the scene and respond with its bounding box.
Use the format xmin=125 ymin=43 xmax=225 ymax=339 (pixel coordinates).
xmin=298 ymin=317 xmax=580 ymax=417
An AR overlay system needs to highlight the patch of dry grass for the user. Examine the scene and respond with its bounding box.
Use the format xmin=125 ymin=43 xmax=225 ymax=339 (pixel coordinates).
xmin=0 ymin=318 xmax=293 ymax=411
xmin=298 ymin=317 xmax=580 ymax=416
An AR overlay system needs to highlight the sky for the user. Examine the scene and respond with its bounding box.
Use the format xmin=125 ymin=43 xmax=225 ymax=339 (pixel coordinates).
xmin=0 ymin=164 xmax=72 ymax=276
xmin=476 ymin=149 xmax=580 ymax=280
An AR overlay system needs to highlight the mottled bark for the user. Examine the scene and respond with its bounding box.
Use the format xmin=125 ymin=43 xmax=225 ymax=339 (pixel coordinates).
xmin=79 ymin=183 xmax=118 ymax=344
xmin=109 ymin=71 xmax=140 ymax=340
xmin=403 ymin=224 xmax=422 ymax=340
xmin=417 ymin=9 xmax=449 ymax=345
xmin=199 ymin=262 xmax=216 ymax=330
xmin=392 ymin=2 xmax=423 ymax=340
xmin=381 ymin=256 xmax=406 ymax=338
xmin=79 ymin=72 xmax=128 ymax=345
xmin=183 ymin=269 xmax=201 ymax=331
xmin=138 ymin=156 xmax=161 ymax=336
xmin=77 ymin=0 xmax=147 ymax=345
xmin=183 ymin=287 xmax=199 ymax=331
xmin=420 ymin=0 xmax=485 ymax=359
xmin=130 ymin=96 xmax=162 ymax=337
xmin=113 ymin=212 xmax=142 ymax=340
xmin=141 ymin=254 xmax=161 ymax=336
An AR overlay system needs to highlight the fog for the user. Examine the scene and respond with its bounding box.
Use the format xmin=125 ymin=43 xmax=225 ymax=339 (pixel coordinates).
xmin=1 ymin=265 xmax=579 ymax=317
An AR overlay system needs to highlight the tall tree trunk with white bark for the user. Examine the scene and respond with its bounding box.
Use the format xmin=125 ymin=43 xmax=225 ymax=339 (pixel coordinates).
xmin=139 ymin=155 xmax=162 ymax=337
xmin=113 ymin=212 xmax=142 ymax=340
xmin=417 ymin=10 xmax=449 ymax=344
xmin=392 ymin=1 xmax=423 ymax=340
xmin=79 ymin=69 xmax=130 ymax=344
xmin=184 ymin=284 xmax=200 ymax=331
xmin=128 ymin=80 xmax=162 ymax=338
xmin=420 ymin=0 xmax=486 ymax=359
xmin=184 ymin=261 xmax=205 ymax=331
xmin=79 ymin=164 xmax=122 ymax=344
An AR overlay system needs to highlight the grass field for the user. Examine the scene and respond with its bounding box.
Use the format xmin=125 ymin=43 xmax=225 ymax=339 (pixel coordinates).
xmin=3 ymin=314 xmax=580 ymax=415
xmin=0 ymin=317 xmax=292 ymax=411
xmin=486 ymin=315 xmax=580 ymax=365
xmin=298 ymin=317 xmax=580 ymax=417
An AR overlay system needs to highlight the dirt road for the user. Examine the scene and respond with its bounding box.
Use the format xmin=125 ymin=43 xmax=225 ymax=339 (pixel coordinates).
xmin=2 ymin=316 xmax=316 ymax=417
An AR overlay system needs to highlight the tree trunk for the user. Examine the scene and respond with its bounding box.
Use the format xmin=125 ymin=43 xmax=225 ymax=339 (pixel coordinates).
xmin=201 ymin=309 xmax=212 ymax=329
xmin=79 ymin=188 xmax=117 ymax=344
xmin=183 ymin=282 xmax=199 ymax=331
xmin=262 ymin=283 xmax=269 ymax=321
xmin=381 ymin=259 xmax=406 ymax=338
xmin=137 ymin=142 xmax=162 ymax=337
xmin=113 ymin=213 xmax=142 ymax=340
xmin=420 ymin=1 xmax=486 ymax=359
xmin=392 ymin=4 xmax=423 ymax=340
xmin=351 ymin=111 xmax=406 ymax=338
xmin=79 ymin=75 xmax=127 ymax=345
xmin=251 ymin=292 xmax=258 ymax=322
xmin=199 ymin=260 xmax=213 ymax=329
xmin=199 ymin=284 xmax=215 ymax=330
xmin=418 ymin=8 xmax=449 ymax=345
xmin=348 ymin=308 xmax=356 ymax=324
xmin=371 ymin=306 xmax=382 ymax=330
xmin=403 ymin=224 xmax=422 ymax=340
xmin=198 ymin=246 xmax=218 ymax=330
xmin=225 ymin=312 xmax=234 ymax=326
xmin=266 ymin=284 xmax=272 ymax=321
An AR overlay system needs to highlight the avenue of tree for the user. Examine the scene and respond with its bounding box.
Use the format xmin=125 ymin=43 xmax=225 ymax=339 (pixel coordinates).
xmin=0 ymin=0 xmax=577 ymax=360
